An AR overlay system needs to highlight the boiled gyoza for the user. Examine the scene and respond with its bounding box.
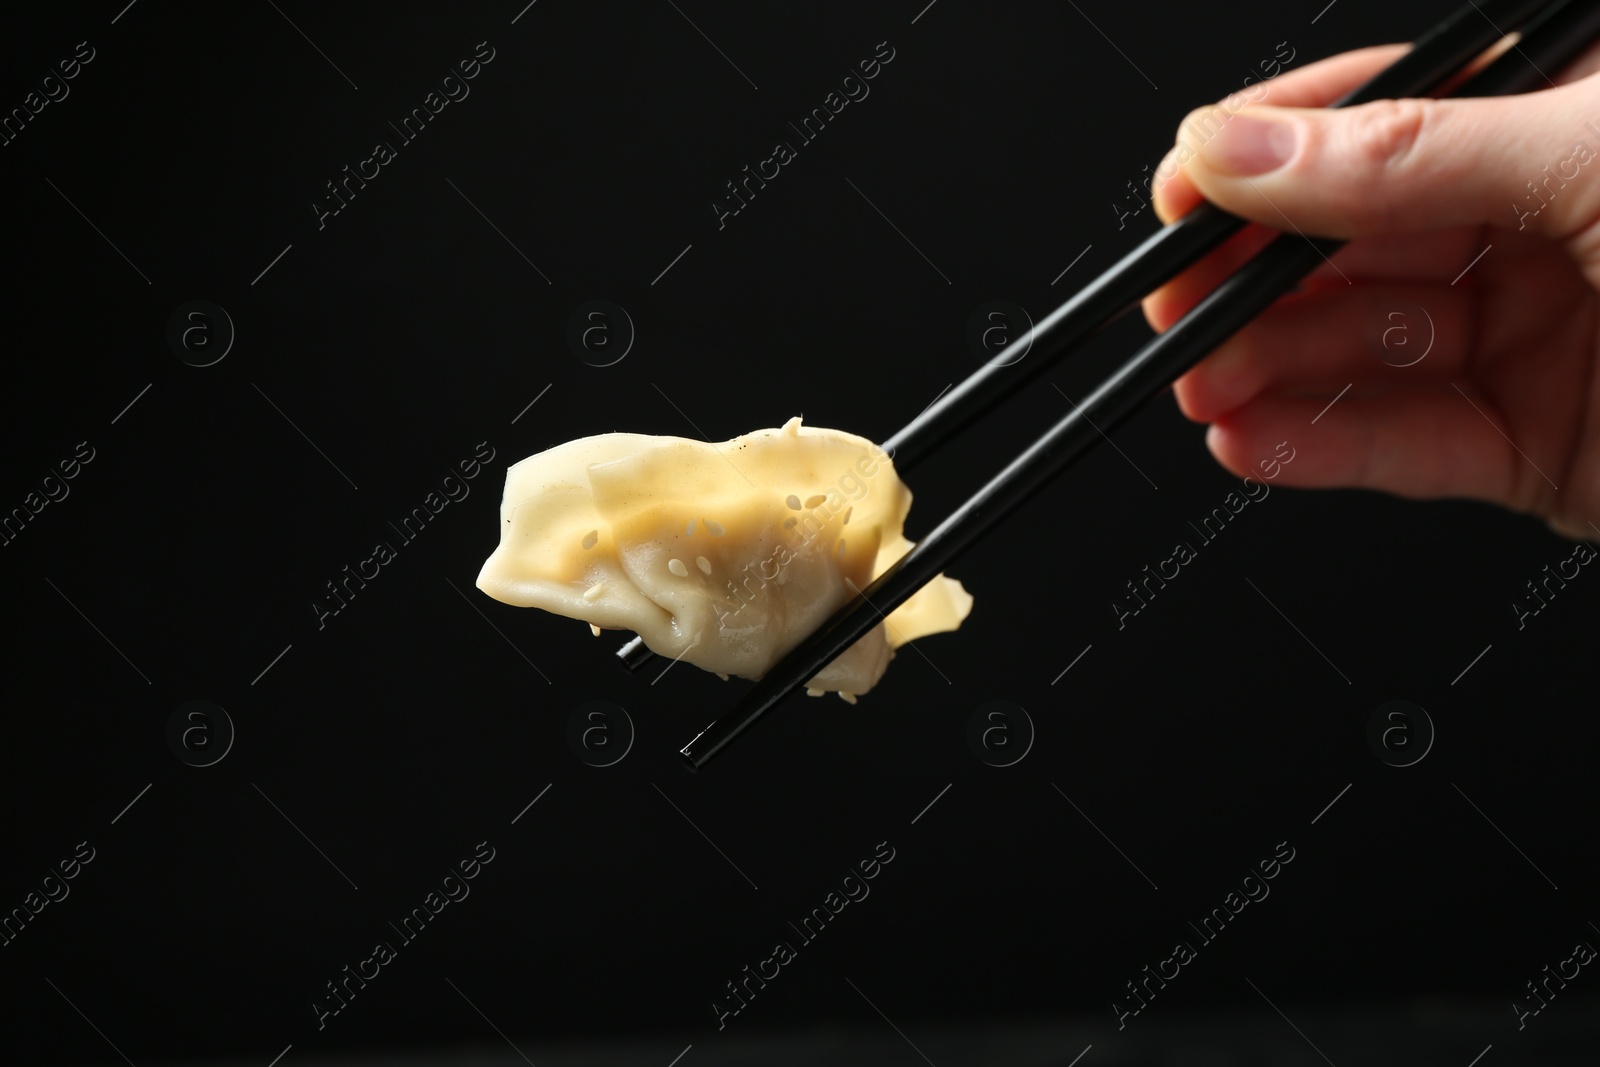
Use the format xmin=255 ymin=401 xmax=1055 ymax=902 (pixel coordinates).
xmin=475 ymin=416 xmax=972 ymax=699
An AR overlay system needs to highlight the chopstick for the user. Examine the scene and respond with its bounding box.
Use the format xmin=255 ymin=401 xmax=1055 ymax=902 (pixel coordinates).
xmin=615 ymin=0 xmax=1562 ymax=675
xmin=1447 ymin=0 xmax=1600 ymax=99
xmin=882 ymin=0 xmax=1567 ymax=471
xmin=678 ymin=0 xmax=1598 ymax=770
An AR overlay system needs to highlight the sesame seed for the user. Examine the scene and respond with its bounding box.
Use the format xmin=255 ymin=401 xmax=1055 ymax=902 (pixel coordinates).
xmin=589 ymin=624 xmax=601 ymax=637
xmin=667 ymin=558 xmax=689 ymax=577
xmin=842 ymin=507 xmax=852 ymax=525
xmin=582 ymin=529 xmax=598 ymax=550
xmin=696 ymin=555 xmax=712 ymax=575
xmin=805 ymin=687 xmax=825 ymax=697
xmin=805 ymin=494 xmax=826 ymax=508
xmin=717 ymin=672 xmax=729 ymax=681
xmin=838 ymin=691 xmax=857 ymax=705
xmin=582 ymin=582 xmax=605 ymax=601
xmin=786 ymin=494 xmax=802 ymax=510
xmin=685 ymin=518 xmax=696 ymax=537
xmin=705 ymin=520 xmax=725 ymax=536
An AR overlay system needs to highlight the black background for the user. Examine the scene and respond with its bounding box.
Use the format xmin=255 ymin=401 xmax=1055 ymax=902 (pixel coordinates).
xmin=2 ymin=1 xmax=1596 ymax=1064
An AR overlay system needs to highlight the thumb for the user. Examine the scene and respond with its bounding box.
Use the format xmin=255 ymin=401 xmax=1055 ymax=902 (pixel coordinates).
xmin=1173 ymin=80 xmax=1600 ymax=240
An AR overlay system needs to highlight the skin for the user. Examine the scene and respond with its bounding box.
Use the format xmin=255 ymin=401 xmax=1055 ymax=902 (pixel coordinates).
xmin=1142 ymin=41 xmax=1600 ymax=541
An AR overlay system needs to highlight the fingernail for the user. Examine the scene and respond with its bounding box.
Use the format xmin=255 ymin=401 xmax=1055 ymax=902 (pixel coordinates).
xmin=1198 ymin=112 xmax=1298 ymax=176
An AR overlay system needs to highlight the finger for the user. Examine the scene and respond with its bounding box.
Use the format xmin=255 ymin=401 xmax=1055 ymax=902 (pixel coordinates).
xmin=1146 ymin=227 xmax=1489 ymax=336
xmin=1153 ymin=44 xmax=1410 ymax=225
xmin=1147 ymin=43 xmax=1423 ymax=330
xmin=1204 ymin=388 xmax=1561 ymax=517
xmin=1300 ymin=227 xmax=1500 ymax=286
xmin=1141 ymin=222 xmax=1278 ymax=332
xmin=1177 ymin=76 xmax=1600 ymax=240
xmin=1142 ymin=221 xmax=1501 ymax=340
xmin=1161 ymin=225 xmax=1555 ymax=311
xmin=1171 ymin=282 xmax=1477 ymax=422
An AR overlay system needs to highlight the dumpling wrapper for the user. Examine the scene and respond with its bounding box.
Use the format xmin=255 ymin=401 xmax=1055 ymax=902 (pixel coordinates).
xmin=475 ymin=416 xmax=972 ymax=698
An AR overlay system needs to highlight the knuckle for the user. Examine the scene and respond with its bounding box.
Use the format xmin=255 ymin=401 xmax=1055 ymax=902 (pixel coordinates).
xmin=1351 ymin=98 xmax=1433 ymax=172
xmin=1320 ymin=98 xmax=1436 ymax=231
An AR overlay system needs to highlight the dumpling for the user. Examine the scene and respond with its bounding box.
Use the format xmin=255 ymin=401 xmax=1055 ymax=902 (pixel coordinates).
xmin=474 ymin=416 xmax=972 ymax=699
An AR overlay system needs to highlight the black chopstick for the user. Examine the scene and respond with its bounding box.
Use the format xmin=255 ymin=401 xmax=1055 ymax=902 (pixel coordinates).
xmin=616 ymin=0 xmax=1559 ymax=674
xmin=679 ymin=0 xmax=1595 ymax=770
xmin=882 ymin=0 xmax=1564 ymax=471
xmin=1449 ymin=0 xmax=1600 ymax=98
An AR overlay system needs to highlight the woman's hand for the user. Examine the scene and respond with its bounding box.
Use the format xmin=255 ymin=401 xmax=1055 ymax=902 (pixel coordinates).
xmin=1143 ymin=42 xmax=1600 ymax=540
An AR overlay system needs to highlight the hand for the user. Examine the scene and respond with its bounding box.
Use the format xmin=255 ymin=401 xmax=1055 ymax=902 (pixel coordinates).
xmin=1143 ymin=42 xmax=1600 ymax=541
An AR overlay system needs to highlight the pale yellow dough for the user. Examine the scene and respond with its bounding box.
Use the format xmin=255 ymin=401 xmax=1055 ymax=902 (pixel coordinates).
xmin=475 ymin=416 xmax=973 ymax=697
